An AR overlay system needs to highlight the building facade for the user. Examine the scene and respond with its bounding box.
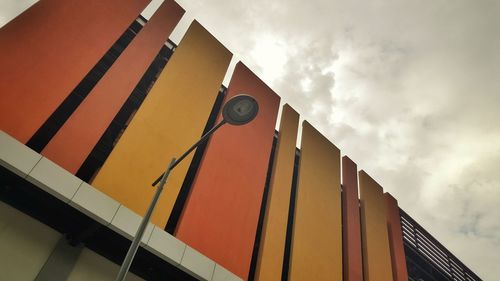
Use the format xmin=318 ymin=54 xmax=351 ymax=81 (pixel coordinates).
xmin=0 ymin=1 xmax=482 ymax=281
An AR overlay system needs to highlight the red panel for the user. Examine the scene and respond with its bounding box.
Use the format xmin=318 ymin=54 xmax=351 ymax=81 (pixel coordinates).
xmin=342 ymin=156 xmax=363 ymax=281
xmin=176 ymin=62 xmax=280 ymax=279
xmin=385 ymin=193 xmax=409 ymax=281
xmin=0 ymin=0 xmax=150 ymax=143
xmin=41 ymin=0 xmax=184 ymax=173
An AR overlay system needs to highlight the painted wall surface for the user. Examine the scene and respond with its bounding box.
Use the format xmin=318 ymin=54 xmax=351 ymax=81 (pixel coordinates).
xmin=289 ymin=122 xmax=342 ymax=281
xmin=176 ymin=62 xmax=280 ymax=279
xmin=254 ymin=104 xmax=299 ymax=281
xmin=91 ymin=21 xmax=232 ymax=227
xmin=41 ymin=0 xmax=184 ymax=174
xmin=0 ymin=0 xmax=150 ymax=143
xmin=342 ymin=156 xmax=363 ymax=281
xmin=359 ymin=171 xmax=394 ymax=281
xmin=67 ymin=249 xmax=144 ymax=281
xmin=0 ymin=201 xmax=61 ymax=281
xmin=385 ymin=193 xmax=409 ymax=281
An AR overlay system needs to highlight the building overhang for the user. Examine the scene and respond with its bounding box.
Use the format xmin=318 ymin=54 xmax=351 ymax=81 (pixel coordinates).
xmin=0 ymin=130 xmax=241 ymax=281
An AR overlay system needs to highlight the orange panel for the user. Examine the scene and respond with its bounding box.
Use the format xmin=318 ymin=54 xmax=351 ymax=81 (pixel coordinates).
xmin=0 ymin=0 xmax=150 ymax=143
xmin=385 ymin=193 xmax=409 ymax=281
xmin=41 ymin=0 xmax=184 ymax=173
xmin=176 ymin=62 xmax=280 ymax=279
xmin=255 ymin=104 xmax=299 ymax=281
xmin=359 ymin=170 xmax=393 ymax=281
xmin=289 ymin=121 xmax=342 ymax=281
xmin=342 ymin=156 xmax=363 ymax=281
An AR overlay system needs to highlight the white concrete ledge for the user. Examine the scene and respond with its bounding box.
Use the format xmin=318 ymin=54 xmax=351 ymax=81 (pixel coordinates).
xmin=26 ymin=157 xmax=82 ymax=203
xmin=146 ymin=226 xmax=186 ymax=265
xmin=180 ymin=246 xmax=216 ymax=281
xmin=109 ymin=205 xmax=154 ymax=245
xmin=0 ymin=130 xmax=42 ymax=177
xmin=212 ymin=264 xmax=242 ymax=281
xmin=69 ymin=182 xmax=120 ymax=226
xmin=0 ymin=130 xmax=243 ymax=281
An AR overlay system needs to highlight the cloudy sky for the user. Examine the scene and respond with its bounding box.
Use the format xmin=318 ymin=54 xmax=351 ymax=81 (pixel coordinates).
xmin=2 ymin=0 xmax=499 ymax=279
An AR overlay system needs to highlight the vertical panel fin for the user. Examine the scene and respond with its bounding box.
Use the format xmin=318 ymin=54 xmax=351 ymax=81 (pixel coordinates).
xmin=359 ymin=170 xmax=394 ymax=281
xmin=176 ymin=62 xmax=280 ymax=279
xmin=289 ymin=121 xmax=342 ymax=281
xmin=255 ymin=105 xmax=300 ymax=281
xmin=342 ymin=156 xmax=363 ymax=281
xmin=385 ymin=193 xmax=409 ymax=281
xmin=91 ymin=21 xmax=232 ymax=228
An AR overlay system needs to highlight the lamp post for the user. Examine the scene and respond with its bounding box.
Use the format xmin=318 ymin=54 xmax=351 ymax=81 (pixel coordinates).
xmin=116 ymin=94 xmax=259 ymax=281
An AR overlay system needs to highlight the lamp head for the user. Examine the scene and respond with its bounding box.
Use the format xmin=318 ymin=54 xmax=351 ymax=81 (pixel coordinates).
xmin=222 ymin=94 xmax=259 ymax=125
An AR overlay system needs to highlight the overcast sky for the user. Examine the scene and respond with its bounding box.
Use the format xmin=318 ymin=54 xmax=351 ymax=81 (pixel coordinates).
xmin=2 ymin=0 xmax=499 ymax=279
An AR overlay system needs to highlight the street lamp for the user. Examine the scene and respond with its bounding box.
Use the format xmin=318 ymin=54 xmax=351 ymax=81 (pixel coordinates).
xmin=116 ymin=94 xmax=259 ymax=281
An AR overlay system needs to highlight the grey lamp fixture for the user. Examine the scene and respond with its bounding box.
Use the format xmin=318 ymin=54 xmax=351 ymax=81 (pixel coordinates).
xmin=222 ymin=94 xmax=259 ymax=125
xmin=116 ymin=94 xmax=258 ymax=281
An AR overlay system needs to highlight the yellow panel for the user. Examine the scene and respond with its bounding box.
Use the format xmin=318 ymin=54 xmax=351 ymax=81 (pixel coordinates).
xmin=255 ymin=104 xmax=299 ymax=281
xmin=91 ymin=21 xmax=232 ymax=227
xmin=359 ymin=171 xmax=394 ymax=281
xmin=289 ymin=121 xmax=342 ymax=281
